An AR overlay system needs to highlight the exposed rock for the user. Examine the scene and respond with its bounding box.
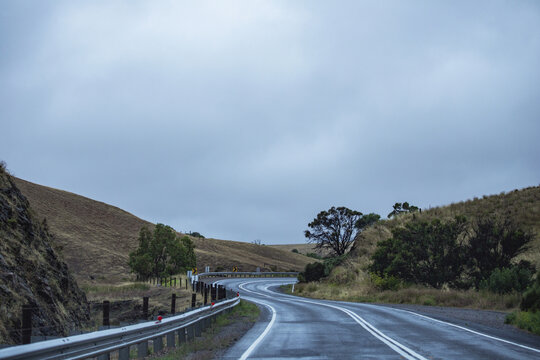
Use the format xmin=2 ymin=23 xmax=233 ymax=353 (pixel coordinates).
xmin=0 ymin=166 xmax=89 ymax=345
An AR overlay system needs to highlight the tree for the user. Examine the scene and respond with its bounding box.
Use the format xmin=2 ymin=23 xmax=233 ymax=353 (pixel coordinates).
xmin=128 ymin=224 xmax=197 ymax=278
xmin=369 ymin=216 xmax=467 ymax=288
xmin=387 ymin=202 xmax=419 ymax=218
xmin=467 ymin=216 xmax=533 ymax=287
xmin=356 ymin=213 xmax=381 ymax=229
xmin=304 ymin=206 xmax=363 ymax=256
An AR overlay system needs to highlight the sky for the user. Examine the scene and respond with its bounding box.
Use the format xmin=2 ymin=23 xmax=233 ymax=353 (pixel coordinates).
xmin=1 ymin=1 xmax=539 ymax=244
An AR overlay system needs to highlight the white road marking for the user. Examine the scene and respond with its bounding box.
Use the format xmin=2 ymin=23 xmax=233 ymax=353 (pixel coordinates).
xmin=238 ymin=282 xmax=278 ymax=360
xmin=260 ymin=282 xmax=540 ymax=356
xmin=396 ymin=308 xmax=540 ymax=354
xmin=238 ymin=280 xmax=427 ymax=360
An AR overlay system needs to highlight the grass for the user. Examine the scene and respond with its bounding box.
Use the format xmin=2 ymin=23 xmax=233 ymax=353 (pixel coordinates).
xmin=151 ymin=300 xmax=260 ymax=359
xmin=13 ymin=177 xmax=312 ymax=285
xmin=285 ymin=280 xmax=523 ymax=311
xmin=505 ymin=311 xmax=540 ymax=335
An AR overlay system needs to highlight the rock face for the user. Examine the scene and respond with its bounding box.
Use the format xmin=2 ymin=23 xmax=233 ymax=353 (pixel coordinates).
xmin=0 ymin=165 xmax=89 ymax=345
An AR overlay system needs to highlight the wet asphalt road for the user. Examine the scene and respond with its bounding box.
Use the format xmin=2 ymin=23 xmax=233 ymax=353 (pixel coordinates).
xmin=216 ymin=278 xmax=540 ymax=360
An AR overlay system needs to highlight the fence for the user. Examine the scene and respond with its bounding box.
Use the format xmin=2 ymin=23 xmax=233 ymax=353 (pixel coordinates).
xmin=0 ymin=287 xmax=238 ymax=360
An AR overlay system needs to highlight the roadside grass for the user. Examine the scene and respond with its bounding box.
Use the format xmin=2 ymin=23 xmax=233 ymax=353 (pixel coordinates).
xmin=284 ymin=280 xmax=522 ymax=311
xmin=150 ymin=300 xmax=260 ymax=360
xmin=505 ymin=311 xmax=540 ymax=335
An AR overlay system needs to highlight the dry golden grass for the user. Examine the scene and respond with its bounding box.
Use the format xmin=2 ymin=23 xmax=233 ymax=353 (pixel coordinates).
xmin=14 ymin=178 xmax=312 ymax=287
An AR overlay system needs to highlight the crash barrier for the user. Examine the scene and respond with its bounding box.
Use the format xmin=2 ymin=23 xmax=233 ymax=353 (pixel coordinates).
xmin=197 ymin=271 xmax=299 ymax=278
xmin=0 ymin=294 xmax=239 ymax=360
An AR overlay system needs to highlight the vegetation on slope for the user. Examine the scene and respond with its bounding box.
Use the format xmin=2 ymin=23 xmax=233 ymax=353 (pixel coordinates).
xmin=13 ymin=177 xmax=313 ymax=286
xmin=0 ymin=163 xmax=89 ymax=344
xmin=295 ymin=186 xmax=540 ymax=315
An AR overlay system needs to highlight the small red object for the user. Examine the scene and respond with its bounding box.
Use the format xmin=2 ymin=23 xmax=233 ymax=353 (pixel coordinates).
xmin=157 ymin=315 xmax=163 ymax=322
xmin=237 ymin=292 xmax=240 ymax=297
xmin=211 ymin=302 xmax=215 ymax=306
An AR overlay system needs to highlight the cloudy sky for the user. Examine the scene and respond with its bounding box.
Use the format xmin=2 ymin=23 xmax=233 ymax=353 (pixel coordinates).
xmin=1 ymin=1 xmax=539 ymax=244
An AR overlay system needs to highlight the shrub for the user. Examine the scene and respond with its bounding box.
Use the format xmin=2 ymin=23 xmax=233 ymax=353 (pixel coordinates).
xmin=481 ymin=266 xmax=533 ymax=294
xmin=521 ymin=271 xmax=540 ymax=312
xmin=291 ymin=249 xmax=299 ymax=253
xmin=303 ymin=262 xmax=325 ymax=282
xmin=323 ymin=255 xmax=346 ymax=276
xmin=306 ymin=252 xmax=322 ymax=260
xmin=505 ymin=311 xmax=540 ymax=335
xmin=370 ymin=273 xmax=401 ymax=291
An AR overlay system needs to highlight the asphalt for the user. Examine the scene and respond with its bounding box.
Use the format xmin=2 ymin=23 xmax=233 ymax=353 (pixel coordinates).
xmin=215 ymin=278 xmax=540 ymax=360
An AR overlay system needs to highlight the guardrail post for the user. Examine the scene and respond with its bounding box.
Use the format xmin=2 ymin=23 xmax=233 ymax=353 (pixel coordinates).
xmin=103 ymin=300 xmax=110 ymax=328
xmin=211 ymin=285 xmax=216 ymax=302
xmin=204 ymin=285 xmax=208 ymax=305
xmin=21 ymin=304 xmax=32 ymax=344
xmin=178 ymin=327 xmax=187 ymax=345
xmin=191 ymin=293 xmax=196 ymax=308
xmin=98 ymin=353 xmax=110 ymax=360
xmin=143 ymin=296 xmax=149 ymax=320
xmin=187 ymin=325 xmax=195 ymax=341
xmin=138 ymin=341 xmax=148 ymax=358
xmin=166 ymin=331 xmax=175 ymax=349
xmin=171 ymin=294 xmax=176 ymax=314
xmin=194 ymin=320 xmax=202 ymax=337
xmin=119 ymin=346 xmax=130 ymax=360
xmin=153 ymin=335 xmax=163 ymax=354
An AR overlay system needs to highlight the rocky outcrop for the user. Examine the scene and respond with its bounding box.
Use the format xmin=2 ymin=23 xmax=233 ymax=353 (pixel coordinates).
xmin=0 ymin=164 xmax=89 ymax=345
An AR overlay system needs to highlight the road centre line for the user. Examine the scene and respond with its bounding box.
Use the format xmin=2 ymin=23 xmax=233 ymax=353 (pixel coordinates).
xmin=240 ymin=280 xmax=426 ymax=360
xmin=261 ymin=284 xmax=540 ymax=356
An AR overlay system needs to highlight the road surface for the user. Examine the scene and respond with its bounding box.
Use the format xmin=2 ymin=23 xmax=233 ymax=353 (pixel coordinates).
xmin=215 ymin=278 xmax=540 ymax=359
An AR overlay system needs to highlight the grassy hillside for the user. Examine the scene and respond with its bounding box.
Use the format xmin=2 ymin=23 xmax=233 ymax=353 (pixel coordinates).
xmin=1 ymin=168 xmax=89 ymax=344
xmin=14 ymin=178 xmax=312 ymax=285
xmin=292 ymin=185 xmax=540 ymax=311
xmin=353 ymin=185 xmax=540 ymax=268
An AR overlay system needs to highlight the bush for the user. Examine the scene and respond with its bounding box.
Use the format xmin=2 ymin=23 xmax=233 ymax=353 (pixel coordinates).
xmin=291 ymin=249 xmax=299 ymax=253
xmin=306 ymin=252 xmax=322 ymax=260
xmin=481 ymin=266 xmax=533 ymax=294
xmin=521 ymin=271 xmax=540 ymax=312
xmin=505 ymin=311 xmax=540 ymax=335
xmin=371 ymin=273 xmax=401 ymax=291
xmin=302 ymin=262 xmax=325 ymax=282
xmin=323 ymin=255 xmax=345 ymax=276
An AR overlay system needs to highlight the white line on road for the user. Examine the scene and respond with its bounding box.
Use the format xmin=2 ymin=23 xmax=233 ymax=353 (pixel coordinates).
xmin=396 ymin=309 xmax=540 ymax=354
xmin=260 ymin=283 xmax=540 ymax=356
xmin=239 ymin=280 xmax=426 ymax=360
xmin=238 ymin=282 xmax=278 ymax=360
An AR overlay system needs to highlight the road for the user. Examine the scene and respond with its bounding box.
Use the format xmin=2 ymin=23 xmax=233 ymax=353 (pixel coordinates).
xmin=215 ymin=278 xmax=540 ymax=360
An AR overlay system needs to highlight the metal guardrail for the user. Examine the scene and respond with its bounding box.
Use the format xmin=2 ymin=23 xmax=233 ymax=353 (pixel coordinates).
xmin=198 ymin=271 xmax=299 ymax=278
xmin=0 ymin=297 xmax=240 ymax=360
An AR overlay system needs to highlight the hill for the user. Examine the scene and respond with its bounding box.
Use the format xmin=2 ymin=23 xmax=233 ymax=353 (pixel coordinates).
xmin=0 ymin=167 xmax=89 ymax=344
xmin=13 ymin=178 xmax=312 ymax=285
xmin=353 ymin=186 xmax=540 ymax=269
xmin=291 ymin=185 xmax=540 ymax=310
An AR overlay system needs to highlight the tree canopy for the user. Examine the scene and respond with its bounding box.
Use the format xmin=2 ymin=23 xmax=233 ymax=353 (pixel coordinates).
xmin=304 ymin=206 xmax=363 ymax=256
xmin=369 ymin=215 xmax=534 ymax=290
xmin=387 ymin=202 xmax=419 ymax=218
xmin=128 ymin=224 xmax=196 ymax=278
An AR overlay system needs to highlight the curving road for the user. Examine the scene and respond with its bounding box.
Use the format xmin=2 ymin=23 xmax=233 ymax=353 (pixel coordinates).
xmin=215 ymin=278 xmax=540 ymax=360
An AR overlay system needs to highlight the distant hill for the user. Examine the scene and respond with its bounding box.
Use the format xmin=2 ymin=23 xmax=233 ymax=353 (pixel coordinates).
xmin=353 ymin=185 xmax=540 ymax=270
xmin=0 ymin=168 xmax=89 ymax=344
xmin=14 ymin=178 xmax=312 ymax=284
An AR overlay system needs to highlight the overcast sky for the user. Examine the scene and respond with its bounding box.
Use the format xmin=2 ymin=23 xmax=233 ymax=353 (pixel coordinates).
xmin=1 ymin=1 xmax=539 ymax=244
